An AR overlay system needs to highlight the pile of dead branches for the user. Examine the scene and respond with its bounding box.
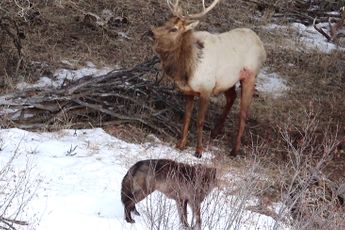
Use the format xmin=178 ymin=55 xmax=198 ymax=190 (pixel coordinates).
xmin=0 ymin=56 xmax=210 ymax=137
xmin=247 ymin=0 xmax=345 ymax=43
xmin=248 ymin=0 xmax=344 ymax=25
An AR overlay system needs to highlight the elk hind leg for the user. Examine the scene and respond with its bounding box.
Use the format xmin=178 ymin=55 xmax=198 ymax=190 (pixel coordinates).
xmin=231 ymin=71 xmax=256 ymax=156
xmin=211 ymin=86 xmax=237 ymax=138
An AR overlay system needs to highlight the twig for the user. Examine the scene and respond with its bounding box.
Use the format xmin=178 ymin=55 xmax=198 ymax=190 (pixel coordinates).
xmin=0 ymin=216 xmax=28 ymax=230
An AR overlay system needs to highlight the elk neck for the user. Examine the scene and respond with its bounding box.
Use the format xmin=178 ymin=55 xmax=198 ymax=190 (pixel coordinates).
xmin=156 ymin=31 xmax=204 ymax=84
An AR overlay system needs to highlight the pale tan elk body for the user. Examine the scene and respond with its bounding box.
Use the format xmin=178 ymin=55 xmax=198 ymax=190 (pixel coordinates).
xmin=151 ymin=0 xmax=266 ymax=157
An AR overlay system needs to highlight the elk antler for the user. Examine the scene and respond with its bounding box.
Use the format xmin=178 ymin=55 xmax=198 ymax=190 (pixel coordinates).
xmin=186 ymin=0 xmax=221 ymax=19
xmin=167 ymin=0 xmax=182 ymax=17
xmin=166 ymin=0 xmax=221 ymax=19
xmin=313 ymin=7 xmax=345 ymax=42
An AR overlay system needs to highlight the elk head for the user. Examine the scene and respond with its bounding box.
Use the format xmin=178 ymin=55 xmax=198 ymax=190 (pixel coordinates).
xmin=151 ymin=17 xmax=199 ymax=53
xmin=151 ymin=0 xmax=219 ymax=52
xmin=150 ymin=0 xmax=220 ymax=91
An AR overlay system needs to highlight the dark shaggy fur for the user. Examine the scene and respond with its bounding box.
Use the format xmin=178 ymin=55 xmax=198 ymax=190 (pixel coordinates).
xmin=121 ymin=159 xmax=217 ymax=229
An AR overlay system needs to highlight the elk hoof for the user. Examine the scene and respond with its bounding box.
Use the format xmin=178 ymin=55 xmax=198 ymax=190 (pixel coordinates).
xmin=176 ymin=140 xmax=187 ymax=150
xmin=194 ymin=151 xmax=202 ymax=158
xmin=229 ymin=148 xmax=239 ymax=157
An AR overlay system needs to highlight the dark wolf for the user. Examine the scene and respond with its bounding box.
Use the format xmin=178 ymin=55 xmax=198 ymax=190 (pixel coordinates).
xmin=121 ymin=159 xmax=217 ymax=229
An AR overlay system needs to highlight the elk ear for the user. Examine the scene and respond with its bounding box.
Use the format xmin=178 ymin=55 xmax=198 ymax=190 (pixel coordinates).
xmin=185 ymin=20 xmax=199 ymax=31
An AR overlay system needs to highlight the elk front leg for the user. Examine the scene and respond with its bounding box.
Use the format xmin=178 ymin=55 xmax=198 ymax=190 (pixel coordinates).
xmin=211 ymin=86 xmax=237 ymax=138
xmin=195 ymin=96 xmax=209 ymax=158
xmin=177 ymin=95 xmax=194 ymax=150
xmin=231 ymin=74 xmax=255 ymax=156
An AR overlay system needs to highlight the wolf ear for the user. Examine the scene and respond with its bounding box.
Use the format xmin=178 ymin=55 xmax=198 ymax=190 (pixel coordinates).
xmin=185 ymin=20 xmax=199 ymax=31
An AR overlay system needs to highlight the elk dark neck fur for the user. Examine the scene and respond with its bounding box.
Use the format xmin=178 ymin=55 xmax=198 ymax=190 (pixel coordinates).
xmin=157 ymin=31 xmax=202 ymax=83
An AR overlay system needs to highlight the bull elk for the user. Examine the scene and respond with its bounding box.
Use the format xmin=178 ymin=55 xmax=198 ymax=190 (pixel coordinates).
xmin=150 ymin=0 xmax=267 ymax=158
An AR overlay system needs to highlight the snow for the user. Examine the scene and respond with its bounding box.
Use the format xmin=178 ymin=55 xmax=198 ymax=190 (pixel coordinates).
xmin=256 ymin=69 xmax=289 ymax=98
xmin=290 ymin=23 xmax=338 ymax=53
xmin=264 ymin=22 xmax=345 ymax=53
xmin=16 ymin=63 xmax=114 ymax=90
xmin=0 ymin=128 xmax=289 ymax=230
xmin=0 ymin=107 xmax=17 ymax=116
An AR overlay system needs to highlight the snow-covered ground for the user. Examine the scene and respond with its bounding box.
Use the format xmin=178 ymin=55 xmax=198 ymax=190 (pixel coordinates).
xmin=264 ymin=22 xmax=345 ymax=54
xmin=16 ymin=62 xmax=113 ymax=90
xmin=256 ymin=69 xmax=289 ymax=98
xmin=0 ymin=128 xmax=289 ymax=230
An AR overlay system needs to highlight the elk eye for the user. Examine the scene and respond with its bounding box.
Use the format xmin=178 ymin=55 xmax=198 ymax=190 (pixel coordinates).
xmin=169 ymin=28 xmax=178 ymax=33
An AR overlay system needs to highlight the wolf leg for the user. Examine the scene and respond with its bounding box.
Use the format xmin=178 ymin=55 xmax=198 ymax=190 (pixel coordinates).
xmin=130 ymin=188 xmax=154 ymax=217
xmin=176 ymin=199 xmax=189 ymax=228
xmin=190 ymin=202 xmax=201 ymax=230
xmin=132 ymin=206 xmax=140 ymax=216
xmin=124 ymin=204 xmax=136 ymax=223
xmin=123 ymin=188 xmax=150 ymax=223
